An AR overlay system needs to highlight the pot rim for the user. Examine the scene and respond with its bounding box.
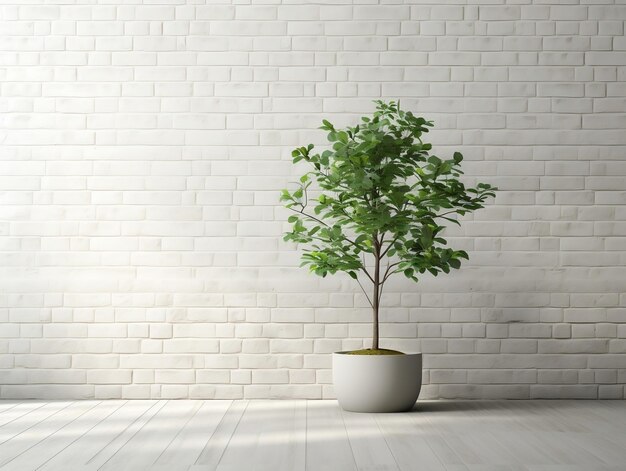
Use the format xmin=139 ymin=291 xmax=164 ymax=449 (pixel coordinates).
xmin=333 ymin=351 xmax=422 ymax=356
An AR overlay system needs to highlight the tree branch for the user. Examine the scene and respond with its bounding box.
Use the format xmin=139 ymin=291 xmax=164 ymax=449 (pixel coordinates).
xmin=355 ymin=277 xmax=373 ymax=307
xmin=287 ymin=206 xmax=375 ymax=283
xmin=435 ymin=210 xmax=462 ymax=219
xmin=288 ymin=206 xmax=329 ymax=228
xmin=380 ymin=234 xmax=401 ymax=258
xmin=381 ymin=261 xmax=402 ymax=284
xmin=378 ymin=277 xmax=387 ymax=306
xmin=360 ymin=265 xmax=375 ymax=284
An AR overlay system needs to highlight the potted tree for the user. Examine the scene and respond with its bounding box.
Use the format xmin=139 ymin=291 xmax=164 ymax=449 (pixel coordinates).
xmin=281 ymin=101 xmax=495 ymax=412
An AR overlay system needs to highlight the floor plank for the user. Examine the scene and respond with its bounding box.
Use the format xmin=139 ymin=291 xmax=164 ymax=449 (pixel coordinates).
xmin=212 ymin=400 xmax=267 ymax=471
xmin=0 ymin=401 xmax=71 ymax=445
xmin=194 ymin=400 xmax=248 ymax=469
xmin=2 ymin=401 xmax=120 ymax=471
xmin=255 ymin=400 xmax=306 ymax=471
xmin=0 ymin=401 xmax=46 ymax=428
xmin=0 ymin=401 xmax=22 ymax=414
xmin=306 ymin=401 xmax=357 ymax=471
xmin=154 ymin=400 xmax=231 ymax=468
xmin=410 ymin=405 xmax=466 ymax=467
xmin=0 ymin=401 xmax=94 ymax=467
xmin=374 ymin=411 xmax=447 ymax=471
xmin=214 ymin=400 xmax=306 ymax=471
xmin=341 ymin=407 xmax=400 ymax=471
xmin=98 ymin=400 xmax=202 ymax=471
xmin=38 ymin=400 xmax=151 ymax=471
xmin=0 ymin=400 xmax=625 ymax=471
xmin=85 ymin=400 xmax=167 ymax=470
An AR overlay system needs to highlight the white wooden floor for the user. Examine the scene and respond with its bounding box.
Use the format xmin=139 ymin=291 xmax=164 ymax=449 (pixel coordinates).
xmin=0 ymin=400 xmax=625 ymax=471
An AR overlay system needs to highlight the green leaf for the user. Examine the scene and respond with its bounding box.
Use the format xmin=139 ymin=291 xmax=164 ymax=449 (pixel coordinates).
xmin=354 ymin=234 xmax=368 ymax=246
xmin=457 ymin=250 xmax=469 ymax=260
xmin=280 ymin=100 xmax=496 ymax=290
xmin=321 ymin=119 xmax=334 ymax=131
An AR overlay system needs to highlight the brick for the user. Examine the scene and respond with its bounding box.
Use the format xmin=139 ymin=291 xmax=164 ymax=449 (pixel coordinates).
xmin=87 ymin=370 xmax=132 ymax=384
xmin=539 ymin=339 xmax=608 ymax=354
xmin=479 ymin=6 xmax=520 ymax=21
xmin=538 ymin=370 xmax=578 ymax=384
xmin=468 ymin=369 xmax=536 ymax=384
xmin=353 ymin=6 xmax=409 ymax=21
xmin=530 ymin=385 xmax=597 ymax=399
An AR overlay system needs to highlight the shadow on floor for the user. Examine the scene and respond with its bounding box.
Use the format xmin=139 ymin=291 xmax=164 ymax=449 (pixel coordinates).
xmin=410 ymin=399 xmax=600 ymax=413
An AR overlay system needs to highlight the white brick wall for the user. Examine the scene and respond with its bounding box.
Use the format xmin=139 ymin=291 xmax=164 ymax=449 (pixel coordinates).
xmin=1 ymin=0 xmax=626 ymax=400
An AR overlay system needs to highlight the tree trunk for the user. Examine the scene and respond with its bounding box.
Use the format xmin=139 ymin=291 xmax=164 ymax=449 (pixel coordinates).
xmin=372 ymin=236 xmax=381 ymax=350
xmin=372 ymin=290 xmax=379 ymax=350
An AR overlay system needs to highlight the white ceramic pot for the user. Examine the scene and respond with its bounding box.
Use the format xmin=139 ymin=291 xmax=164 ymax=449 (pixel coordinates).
xmin=332 ymin=352 xmax=422 ymax=413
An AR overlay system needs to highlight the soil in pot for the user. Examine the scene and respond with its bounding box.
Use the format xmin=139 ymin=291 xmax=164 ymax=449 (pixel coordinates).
xmin=344 ymin=348 xmax=404 ymax=355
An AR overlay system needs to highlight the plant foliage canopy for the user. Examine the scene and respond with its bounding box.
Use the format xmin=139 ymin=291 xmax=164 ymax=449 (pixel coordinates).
xmin=281 ymin=100 xmax=496 ymax=350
